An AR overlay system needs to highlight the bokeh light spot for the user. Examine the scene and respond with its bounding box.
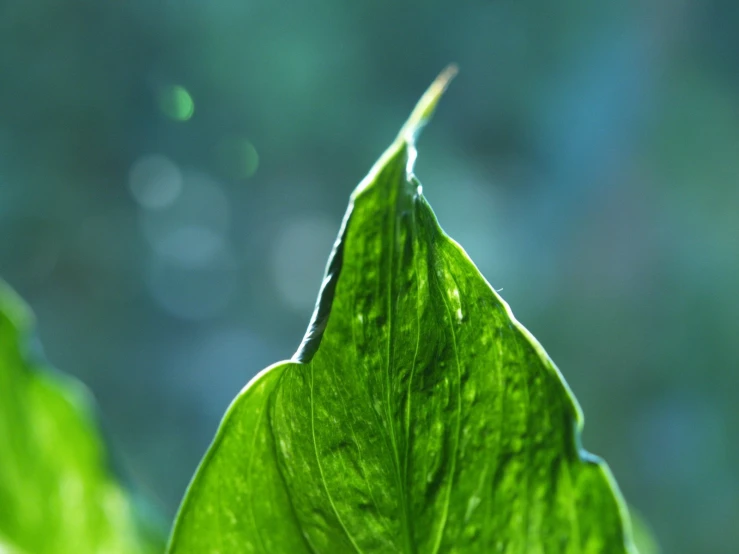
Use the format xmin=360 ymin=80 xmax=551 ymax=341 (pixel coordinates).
xmin=128 ymin=154 xmax=183 ymax=209
xmin=214 ymin=137 xmax=259 ymax=180
xmin=159 ymin=85 xmax=194 ymax=121
xmin=146 ymin=255 xmax=237 ymax=321
xmin=157 ymin=225 xmax=224 ymax=269
xmin=138 ymin=170 xmax=231 ymax=268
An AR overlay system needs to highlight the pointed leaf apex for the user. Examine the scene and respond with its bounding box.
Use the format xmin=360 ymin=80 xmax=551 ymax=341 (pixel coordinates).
xmin=399 ymin=64 xmax=457 ymax=145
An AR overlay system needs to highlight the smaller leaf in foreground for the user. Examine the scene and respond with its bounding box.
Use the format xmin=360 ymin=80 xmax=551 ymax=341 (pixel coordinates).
xmin=168 ymin=68 xmax=639 ymax=554
xmin=630 ymin=509 xmax=660 ymax=554
xmin=0 ymin=281 xmax=165 ymax=554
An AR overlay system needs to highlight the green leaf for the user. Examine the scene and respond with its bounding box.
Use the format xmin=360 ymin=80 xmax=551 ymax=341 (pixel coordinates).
xmin=0 ymin=281 xmax=165 ymax=554
xmin=168 ymin=67 xmax=638 ymax=553
xmin=630 ymin=509 xmax=660 ymax=554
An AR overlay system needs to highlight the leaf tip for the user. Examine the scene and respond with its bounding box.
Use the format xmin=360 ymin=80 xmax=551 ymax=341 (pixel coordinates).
xmin=399 ymin=64 xmax=458 ymax=145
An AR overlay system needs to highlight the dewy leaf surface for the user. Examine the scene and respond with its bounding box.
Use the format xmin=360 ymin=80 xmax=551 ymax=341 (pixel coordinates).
xmin=168 ymin=68 xmax=637 ymax=554
xmin=0 ymin=281 xmax=164 ymax=554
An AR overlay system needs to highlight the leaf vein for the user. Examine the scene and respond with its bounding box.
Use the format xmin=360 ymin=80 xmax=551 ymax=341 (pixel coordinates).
xmin=310 ymin=363 xmax=365 ymax=554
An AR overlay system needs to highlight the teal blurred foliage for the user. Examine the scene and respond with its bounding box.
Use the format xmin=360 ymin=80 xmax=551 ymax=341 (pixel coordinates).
xmin=1 ymin=1 xmax=737 ymax=552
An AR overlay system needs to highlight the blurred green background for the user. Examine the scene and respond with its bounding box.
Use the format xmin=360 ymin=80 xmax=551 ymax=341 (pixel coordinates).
xmin=1 ymin=1 xmax=737 ymax=552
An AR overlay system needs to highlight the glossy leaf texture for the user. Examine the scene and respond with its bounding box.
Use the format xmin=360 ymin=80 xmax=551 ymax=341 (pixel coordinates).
xmin=168 ymin=68 xmax=638 ymax=554
xmin=0 ymin=281 xmax=164 ymax=554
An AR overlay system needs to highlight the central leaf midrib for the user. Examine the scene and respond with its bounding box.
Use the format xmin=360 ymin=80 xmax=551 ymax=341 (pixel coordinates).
xmin=382 ymin=154 xmax=414 ymax=554
xmin=403 ymin=188 xmax=423 ymax=554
